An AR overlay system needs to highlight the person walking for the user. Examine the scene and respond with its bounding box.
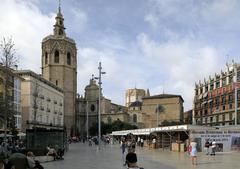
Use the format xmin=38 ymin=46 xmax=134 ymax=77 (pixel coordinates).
xmin=140 ymin=138 xmax=144 ymax=148
xmin=204 ymin=139 xmax=210 ymax=155
xmin=211 ymin=141 xmax=216 ymax=155
xmin=190 ymin=139 xmax=197 ymax=165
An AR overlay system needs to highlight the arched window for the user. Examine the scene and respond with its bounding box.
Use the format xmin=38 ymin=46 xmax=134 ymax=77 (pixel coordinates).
xmin=67 ymin=52 xmax=71 ymax=65
xmin=54 ymin=50 xmax=59 ymax=63
xmin=133 ymin=114 xmax=137 ymax=123
xmin=59 ymin=29 xmax=63 ymax=35
xmin=45 ymin=52 xmax=48 ymax=64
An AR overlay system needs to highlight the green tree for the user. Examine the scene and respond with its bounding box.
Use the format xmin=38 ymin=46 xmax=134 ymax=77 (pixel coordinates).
xmin=155 ymin=104 xmax=165 ymax=126
xmin=88 ymin=120 xmax=138 ymax=136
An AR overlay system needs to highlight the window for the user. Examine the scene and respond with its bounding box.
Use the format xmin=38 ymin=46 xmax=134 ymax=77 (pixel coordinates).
xmin=210 ymin=83 xmax=214 ymax=90
xmin=133 ymin=114 xmax=137 ymax=123
xmin=229 ymin=112 xmax=233 ymax=121
xmin=222 ymin=78 xmax=226 ymax=86
xmin=195 ymin=89 xmax=198 ymax=95
xmin=229 ymin=95 xmax=233 ymax=102
xmin=229 ymin=76 xmax=233 ymax=83
xmin=204 ymin=109 xmax=208 ymax=115
xmin=222 ymin=114 xmax=225 ymax=121
xmin=54 ymin=50 xmax=59 ymax=63
xmin=222 ymin=96 xmax=226 ymax=104
xmin=90 ymin=104 xmax=95 ymax=112
xmin=223 ymin=105 xmax=225 ymax=110
xmin=205 ymin=86 xmax=208 ymax=92
xmin=56 ymin=80 xmax=58 ymax=86
xmin=45 ymin=52 xmax=48 ymax=64
xmin=67 ymin=52 xmax=71 ymax=65
xmin=216 ymin=81 xmax=220 ymax=88
xmin=229 ymin=104 xmax=232 ymax=109
xmin=59 ymin=29 xmax=63 ymax=35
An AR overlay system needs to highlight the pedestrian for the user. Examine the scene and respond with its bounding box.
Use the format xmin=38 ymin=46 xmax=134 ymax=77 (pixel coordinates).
xmin=137 ymin=137 xmax=141 ymax=147
xmin=211 ymin=141 xmax=216 ymax=155
xmin=26 ymin=151 xmax=35 ymax=168
xmin=140 ymin=138 xmax=144 ymax=147
xmin=190 ymin=138 xmax=197 ymax=165
xmin=152 ymin=138 xmax=156 ymax=149
xmin=121 ymin=139 xmax=126 ymax=155
xmin=204 ymin=139 xmax=210 ymax=155
xmin=125 ymin=152 xmax=144 ymax=169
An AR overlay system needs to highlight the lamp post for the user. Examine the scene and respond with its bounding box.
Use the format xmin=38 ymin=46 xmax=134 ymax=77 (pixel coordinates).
xmin=94 ymin=62 xmax=106 ymax=149
xmin=86 ymin=101 xmax=89 ymax=139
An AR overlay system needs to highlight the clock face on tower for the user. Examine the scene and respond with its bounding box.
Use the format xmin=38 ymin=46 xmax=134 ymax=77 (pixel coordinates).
xmin=90 ymin=104 xmax=95 ymax=112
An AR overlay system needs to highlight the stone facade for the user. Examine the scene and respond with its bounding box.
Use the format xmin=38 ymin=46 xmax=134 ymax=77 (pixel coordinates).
xmin=125 ymin=88 xmax=149 ymax=107
xmin=41 ymin=7 xmax=77 ymax=134
xmin=193 ymin=61 xmax=240 ymax=126
xmin=76 ymin=79 xmax=128 ymax=135
xmin=127 ymin=101 xmax=144 ymax=128
xmin=141 ymin=94 xmax=184 ymax=128
xmin=15 ymin=70 xmax=64 ymax=132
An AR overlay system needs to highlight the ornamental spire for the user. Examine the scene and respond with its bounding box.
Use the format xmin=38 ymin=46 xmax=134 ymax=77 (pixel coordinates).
xmin=58 ymin=0 xmax=61 ymax=13
xmin=53 ymin=0 xmax=66 ymax=36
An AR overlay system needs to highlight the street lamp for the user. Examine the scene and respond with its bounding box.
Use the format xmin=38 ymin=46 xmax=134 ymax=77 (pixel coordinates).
xmin=93 ymin=62 xmax=106 ymax=149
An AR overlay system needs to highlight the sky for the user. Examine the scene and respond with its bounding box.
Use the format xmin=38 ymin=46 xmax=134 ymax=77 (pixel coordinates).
xmin=0 ymin=0 xmax=240 ymax=110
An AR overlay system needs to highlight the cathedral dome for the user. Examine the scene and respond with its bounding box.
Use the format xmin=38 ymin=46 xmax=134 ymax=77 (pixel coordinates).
xmin=85 ymin=79 xmax=99 ymax=90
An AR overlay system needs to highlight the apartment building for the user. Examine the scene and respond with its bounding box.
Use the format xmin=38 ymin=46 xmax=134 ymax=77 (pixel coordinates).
xmin=15 ymin=70 xmax=64 ymax=131
xmin=193 ymin=61 xmax=240 ymax=126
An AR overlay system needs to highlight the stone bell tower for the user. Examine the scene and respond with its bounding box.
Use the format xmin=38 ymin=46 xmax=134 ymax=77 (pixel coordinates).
xmin=41 ymin=4 xmax=77 ymax=135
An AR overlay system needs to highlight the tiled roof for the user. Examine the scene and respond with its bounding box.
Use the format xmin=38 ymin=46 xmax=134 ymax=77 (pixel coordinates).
xmin=143 ymin=94 xmax=184 ymax=102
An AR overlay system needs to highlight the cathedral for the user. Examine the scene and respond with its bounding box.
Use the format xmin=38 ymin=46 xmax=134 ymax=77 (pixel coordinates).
xmin=75 ymin=78 xmax=128 ymax=136
xmin=38 ymin=3 xmax=184 ymax=136
xmin=41 ymin=5 xmax=77 ymax=134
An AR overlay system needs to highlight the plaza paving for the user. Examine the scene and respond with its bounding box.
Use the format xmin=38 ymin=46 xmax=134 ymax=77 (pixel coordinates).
xmin=42 ymin=143 xmax=240 ymax=169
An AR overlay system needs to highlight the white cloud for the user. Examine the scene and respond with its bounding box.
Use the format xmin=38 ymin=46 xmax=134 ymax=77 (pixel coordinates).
xmin=0 ymin=0 xmax=54 ymax=73
xmin=69 ymin=8 xmax=88 ymax=33
xmin=137 ymin=33 xmax=224 ymax=109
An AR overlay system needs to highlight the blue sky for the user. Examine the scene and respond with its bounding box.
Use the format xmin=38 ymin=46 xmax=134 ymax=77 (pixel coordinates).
xmin=0 ymin=0 xmax=240 ymax=110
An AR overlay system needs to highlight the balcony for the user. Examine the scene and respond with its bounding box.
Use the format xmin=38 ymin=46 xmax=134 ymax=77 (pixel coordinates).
xmin=26 ymin=120 xmax=64 ymax=128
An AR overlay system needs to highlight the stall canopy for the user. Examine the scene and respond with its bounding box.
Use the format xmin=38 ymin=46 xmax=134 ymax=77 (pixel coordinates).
xmin=111 ymin=125 xmax=213 ymax=136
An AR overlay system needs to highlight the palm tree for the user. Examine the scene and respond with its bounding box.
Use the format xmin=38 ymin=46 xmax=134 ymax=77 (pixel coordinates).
xmin=155 ymin=104 xmax=165 ymax=127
